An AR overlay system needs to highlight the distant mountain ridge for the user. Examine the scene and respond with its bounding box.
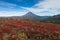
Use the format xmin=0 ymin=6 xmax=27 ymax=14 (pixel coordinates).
xmin=1 ymin=12 xmax=49 ymax=21
xmin=41 ymin=14 xmax=60 ymax=24
xmin=19 ymin=12 xmax=49 ymax=21
xmin=0 ymin=12 xmax=60 ymax=24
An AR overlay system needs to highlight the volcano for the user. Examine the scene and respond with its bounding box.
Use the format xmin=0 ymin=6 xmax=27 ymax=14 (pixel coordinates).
xmin=0 ymin=12 xmax=49 ymax=21
xmin=20 ymin=12 xmax=41 ymax=21
xmin=16 ymin=12 xmax=49 ymax=21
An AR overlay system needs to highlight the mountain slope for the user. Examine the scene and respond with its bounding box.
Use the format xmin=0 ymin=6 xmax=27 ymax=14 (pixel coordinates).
xmin=2 ymin=12 xmax=49 ymax=21
xmin=41 ymin=14 xmax=60 ymax=24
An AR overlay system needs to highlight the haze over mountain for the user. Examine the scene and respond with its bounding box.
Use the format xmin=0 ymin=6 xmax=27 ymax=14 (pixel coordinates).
xmin=1 ymin=12 xmax=60 ymax=23
xmin=1 ymin=12 xmax=49 ymax=21
xmin=0 ymin=12 xmax=48 ymax=21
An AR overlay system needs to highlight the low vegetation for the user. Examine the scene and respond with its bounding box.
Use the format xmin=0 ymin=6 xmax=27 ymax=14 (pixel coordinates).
xmin=0 ymin=18 xmax=60 ymax=40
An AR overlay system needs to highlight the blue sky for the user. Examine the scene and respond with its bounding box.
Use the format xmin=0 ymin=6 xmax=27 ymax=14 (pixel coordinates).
xmin=0 ymin=0 xmax=60 ymax=16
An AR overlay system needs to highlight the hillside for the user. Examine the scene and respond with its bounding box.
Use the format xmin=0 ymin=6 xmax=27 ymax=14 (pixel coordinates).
xmin=41 ymin=14 xmax=60 ymax=24
xmin=0 ymin=12 xmax=60 ymax=40
xmin=0 ymin=19 xmax=60 ymax=40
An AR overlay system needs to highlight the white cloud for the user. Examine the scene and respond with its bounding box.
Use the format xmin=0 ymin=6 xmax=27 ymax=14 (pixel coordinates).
xmin=0 ymin=1 xmax=29 ymax=16
xmin=22 ymin=0 xmax=60 ymax=16
xmin=21 ymin=7 xmax=48 ymax=14
xmin=35 ymin=0 xmax=60 ymax=9
xmin=0 ymin=1 xmax=27 ymax=10
xmin=0 ymin=0 xmax=60 ymax=16
xmin=0 ymin=11 xmax=28 ymax=17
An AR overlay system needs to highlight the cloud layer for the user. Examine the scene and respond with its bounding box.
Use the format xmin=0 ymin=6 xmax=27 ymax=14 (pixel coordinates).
xmin=0 ymin=1 xmax=28 ymax=16
xmin=0 ymin=11 xmax=28 ymax=17
xmin=22 ymin=0 xmax=60 ymax=16
xmin=0 ymin=0 xmax=60 ymax=16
